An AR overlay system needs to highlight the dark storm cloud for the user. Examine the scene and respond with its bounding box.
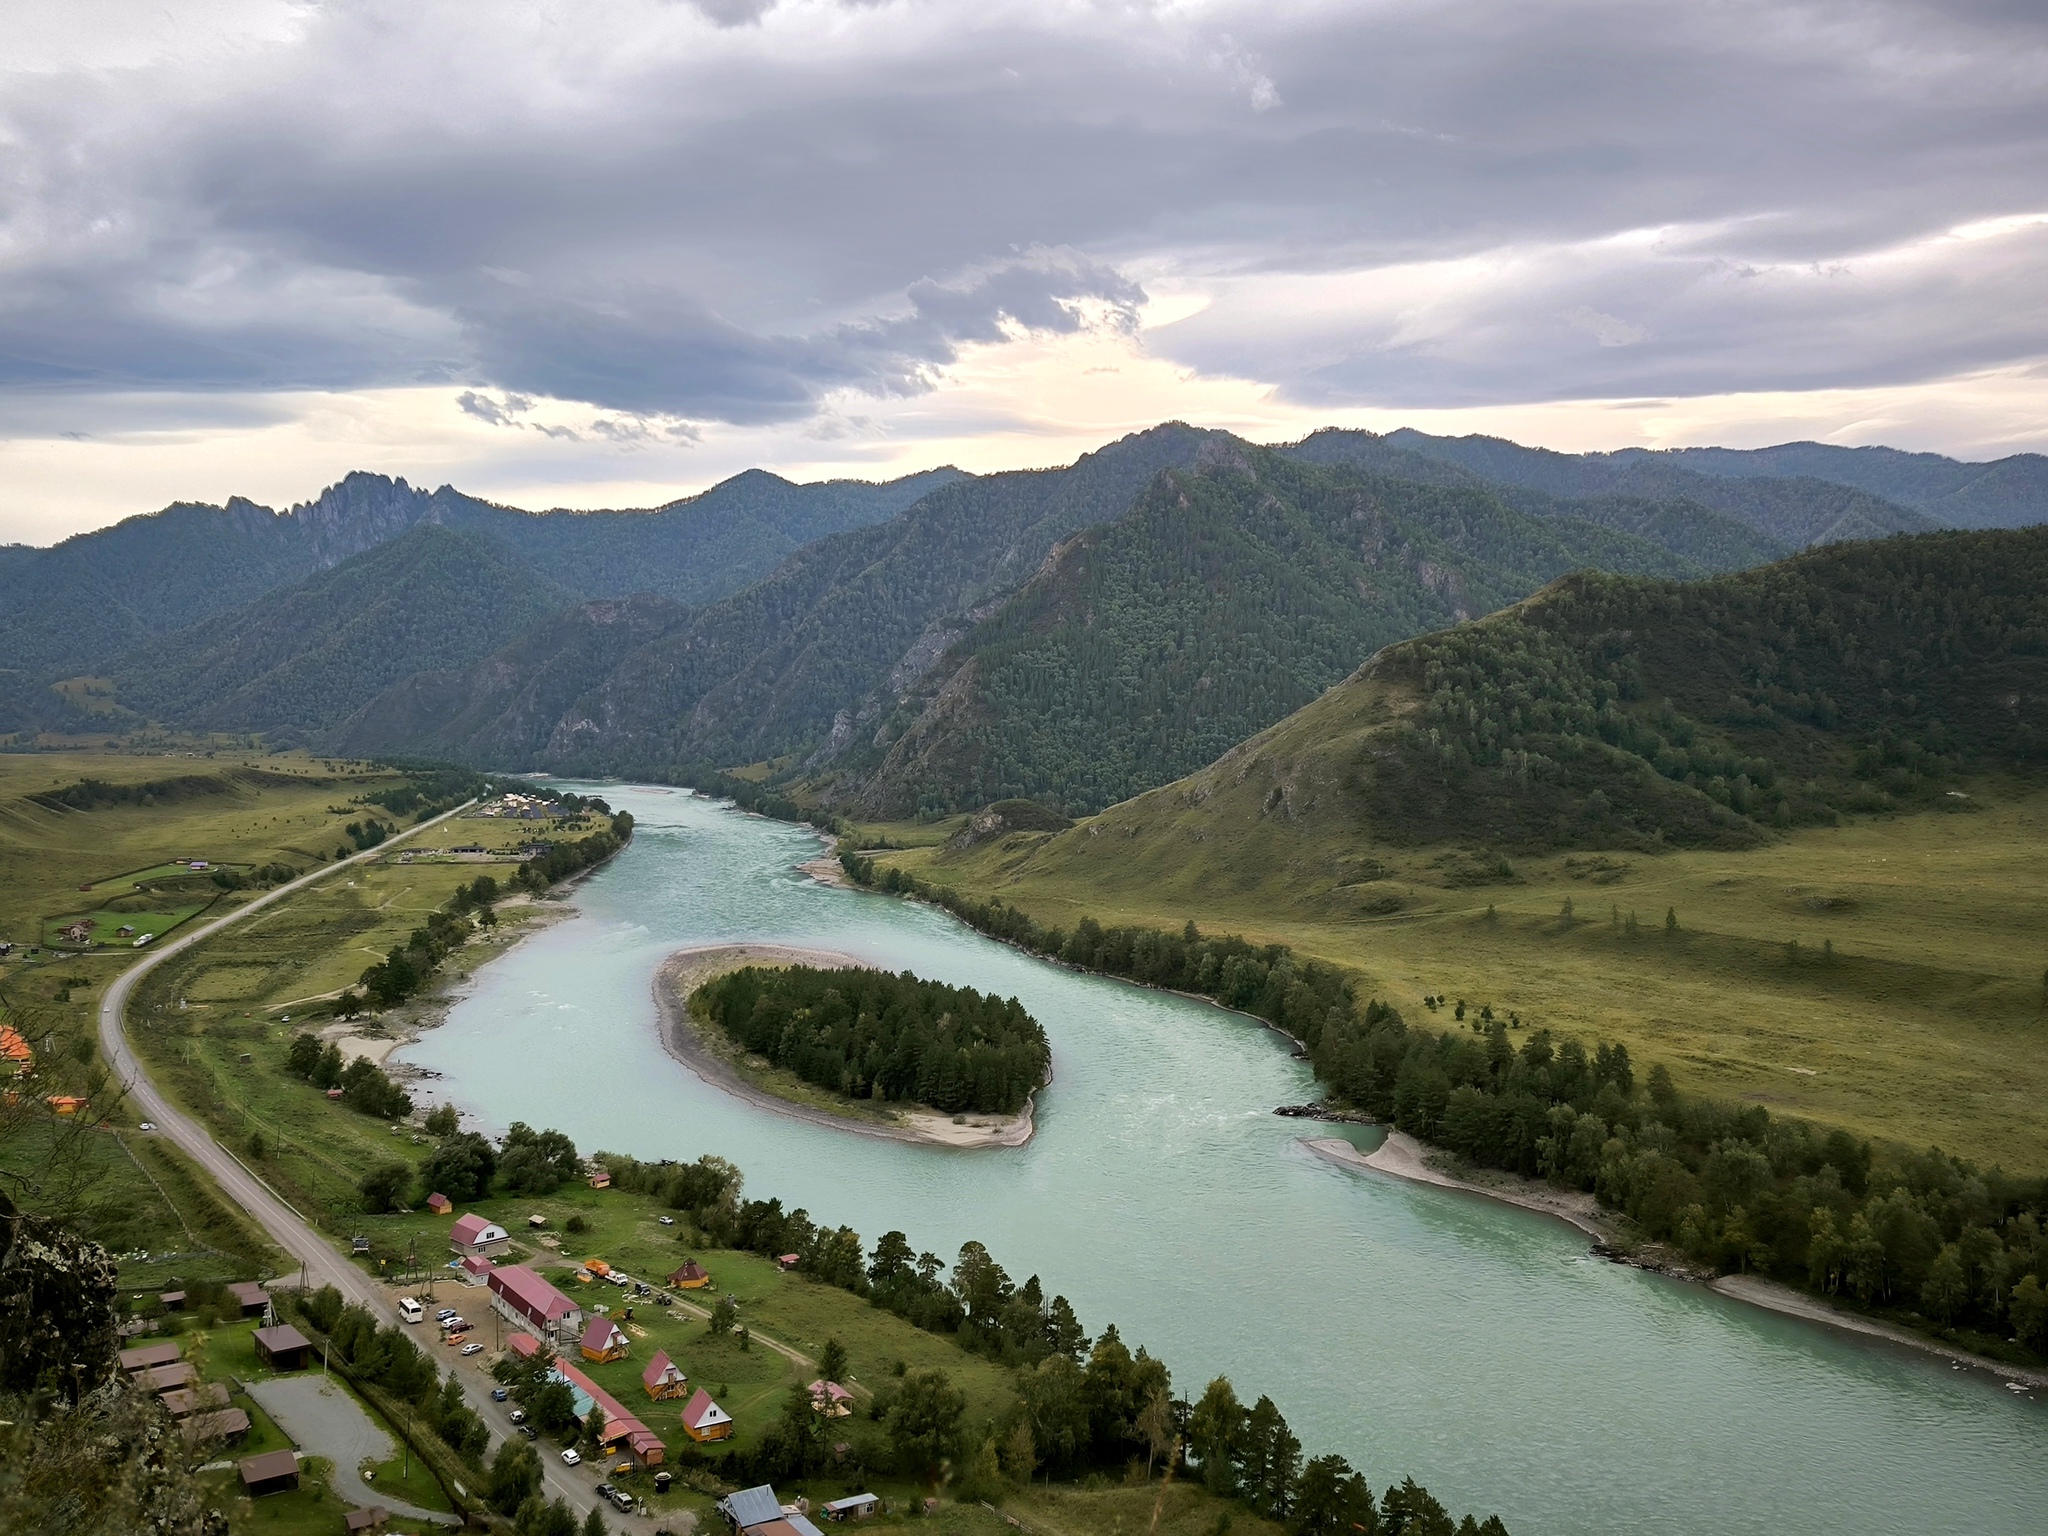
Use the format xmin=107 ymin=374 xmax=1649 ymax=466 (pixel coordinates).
xmin=0 ymin=0 xmax=2043 ymax=422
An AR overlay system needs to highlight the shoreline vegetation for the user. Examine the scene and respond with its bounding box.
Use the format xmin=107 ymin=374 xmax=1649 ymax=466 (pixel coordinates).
xmin=653 ymin=944 xmax=1039 ymax=1149
xmin=824 ymin=843 xmax=2048 ymax=1390
xmin=1306 ymin=1133 xmax=2048 ymax=1391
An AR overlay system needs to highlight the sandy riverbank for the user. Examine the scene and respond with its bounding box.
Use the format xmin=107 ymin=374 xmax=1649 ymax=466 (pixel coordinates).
xmin=1306 ymin=1132 xmax=2048 ymax=1391
xmin=652 ymin=944 xmax=1037 ymax=1149
xmin=799 ymin=851 xmax=853 ymax=888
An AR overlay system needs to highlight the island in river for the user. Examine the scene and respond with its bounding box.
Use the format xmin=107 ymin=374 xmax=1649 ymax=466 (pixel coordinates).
xmin=652 ymin=943 xmax=1039 ymax=1149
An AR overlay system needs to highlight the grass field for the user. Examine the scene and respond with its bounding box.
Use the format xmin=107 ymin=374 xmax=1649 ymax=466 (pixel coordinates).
xmin=858 ymin=777 xmax=2048 ymax=1172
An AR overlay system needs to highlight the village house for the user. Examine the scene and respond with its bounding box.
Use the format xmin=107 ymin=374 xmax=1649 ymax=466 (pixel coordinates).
xmin=666 ymin=1260 xmax=712 ymax=1290
xmin=807 ymin=1380 xmax=853 ymax=1418
xmin=251 ymin=1324 xmax=314 ymax=1371
xmin=487 ymin=1265 xmax=584 ymax=1349
xmin=822 ymin=1494 xmax=880 ymax=1522
xmin=449 ymin=1213 xmax=511 ymax=1258
xmin=160 ymin=1384 xmax=232 ymax=1419
xmin=119 ymin=1341 xmax=183 ymax=1375
xmin=547 ymin=1356 xmax=666 ymax=1465
xmin=425 ymin=1192 xmax=453 ymax=1215
xmin=343 ymin=1508 xmax=390 ymax=1534
xmin=138 ymin=1361 xmax=197 ymax=1394
xmin=642 ymin=1350 xmax=688 ymax=1400
xmin=579 ymin=1317 xmax=631 ymax=1364
xmin=681 ymin=1387 xmax=734 ymax=1444
xmin=459 ymin=1254 xmax=494 ymax=1286
xmin=182 ymin=1407 xmax=251 ymax=1446
xmin=237 ymin=1450 xmax=301 ymax=1498
xmin=225 ymin=1280 xmax=269 ymax=1317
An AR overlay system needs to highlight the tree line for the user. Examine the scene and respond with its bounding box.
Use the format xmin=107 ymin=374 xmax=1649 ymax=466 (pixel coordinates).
xmin=599 ymin=1150 xmax=1510 ymax=1535
xmin=695 ymin=964 xmax=1049 ymax=1116
xmin=838 ymin=856 xmax=2048 ymax=1362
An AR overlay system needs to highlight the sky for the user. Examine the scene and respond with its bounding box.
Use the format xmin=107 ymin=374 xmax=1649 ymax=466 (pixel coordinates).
xmin=2 ymin=0 xmax=2045 ymax=543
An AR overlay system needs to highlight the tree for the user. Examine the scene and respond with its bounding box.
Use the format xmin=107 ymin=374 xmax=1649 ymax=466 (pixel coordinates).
xmin=1137 ymin=1387 xmax=1176 ymax=1480
xmin=581 ymin=1508 xmax=608 ymax=1536
xmin=421 ymin=1132 xmax=496 ymax=1203
xmin=707 ymin=1294 xmax=739 ymax=1337
xmin=888 ymin=1366 xmax=966 ymax=1481
xmin=1187 ymin=1376 xmax=1246 ymax=1496
xmin=287 ymin=1032 xmax=323 ymax=1077
xmin=423 ymin=1103 xmax=459 ymax=1137
xmin=955 ymin=1431 xmax=1005 ymax=1504
xmin=582 ymin=1403 xmax=609 ymax=1452
xmin=1921 ymin=1245 xmax=1969 ymax=1324
xmin=500 ymin=1124 xmax=581 ymax=1195
xmin=1295 ymin=1455 xmax=1380 ymax=1536
xmin=358 ymin=1162 xmax=411 ymax=1215
xmin=1001 ymin=1418 xmax=1038 ymax=1484
xmin=818 ymin=1337 xmax=849 ymax=1384
xmin=2010 ymin=1274 xmax=2048 ymax=1352
xmin=487 ymin=1439 xmax=541 ymax=1516
xmin=1381 ymin=1477 xmax=1455 ymax=1536
xmin=1016 ymin=1354 xmax=1088 ymax=1473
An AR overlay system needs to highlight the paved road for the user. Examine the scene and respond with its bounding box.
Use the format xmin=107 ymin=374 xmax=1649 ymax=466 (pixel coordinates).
xmin=97 ymin=801 xmax=669 ymax=1530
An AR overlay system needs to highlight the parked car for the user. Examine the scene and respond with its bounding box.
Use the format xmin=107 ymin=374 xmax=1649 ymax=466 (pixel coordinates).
xmin=491 ymin=1388 xmax=509 ymax=1402
xmin=138 ymin=1122 xmax=156 ymax=1132
xmin=657 ymin=1215 xmax=674 ymax=1226
xmin=560 ymin=1449 xmax=581 ymax=1467
xmin=398 ymin=1298 xmax=424 ymax=1324
xmin=509 ymin=1408 xmax=526 ymax=1424
xmin=606 ymin=1488 xmax=634 ymax=1513
xmin=435 ymin=1308 xmax=458 ymax=1323
xmin=459 ymin=1341 xmax=484 ymax=1356
xmin=595 ymin=1483 xmax=613 ymax=1501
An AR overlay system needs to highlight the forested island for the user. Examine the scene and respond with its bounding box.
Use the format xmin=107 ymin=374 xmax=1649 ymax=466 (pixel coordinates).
xmin=693 ymin=963 xmax=1049 ymax=1118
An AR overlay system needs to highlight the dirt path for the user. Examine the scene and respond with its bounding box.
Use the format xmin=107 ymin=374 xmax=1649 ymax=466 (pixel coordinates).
xmin=245 ymin=1376 xmax=461 ymax=1524
xmin=652 ymin=944 xmax=1037 ymax=1149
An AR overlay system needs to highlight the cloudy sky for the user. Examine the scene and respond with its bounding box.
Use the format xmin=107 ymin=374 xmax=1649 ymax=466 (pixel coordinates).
xmin=3 ymin=0 xmax=2045 ymax=541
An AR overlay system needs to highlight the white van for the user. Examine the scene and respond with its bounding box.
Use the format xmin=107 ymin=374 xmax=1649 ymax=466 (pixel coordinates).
xmin=397 ymin=1297 xmax=424 ymax=1324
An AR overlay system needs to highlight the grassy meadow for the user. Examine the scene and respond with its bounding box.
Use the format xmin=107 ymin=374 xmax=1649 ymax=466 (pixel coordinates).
xmin=856 ymin=780 xmax=2048 ymax=1172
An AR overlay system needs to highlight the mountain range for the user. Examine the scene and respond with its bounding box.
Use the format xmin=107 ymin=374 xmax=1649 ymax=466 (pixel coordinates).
xmin=7 ymin=425 xmax=2045 ymax=830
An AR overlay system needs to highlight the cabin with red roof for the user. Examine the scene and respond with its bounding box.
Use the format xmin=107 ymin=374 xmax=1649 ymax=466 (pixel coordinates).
xmin=579 ymin=1316 xmax=631 ymax=1363
xmin=643 ymin=1350 xmax=688 ymax=1400
xmin=808 ymin=1380 xmax=854 ymax=1418
xmin=425 ymin=1193 xmax=452 ymax=1215
xmin=681 ymin=1387 xmax=734 ymax=1442
xmin=667 ymin=1259 xmax=712 ymax=1290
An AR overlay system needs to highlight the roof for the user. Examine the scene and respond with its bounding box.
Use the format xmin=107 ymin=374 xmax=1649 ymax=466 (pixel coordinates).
xmin=450 ymin=1213 xmax=503 ymax=1244
xmin=642 ymin=1350 xmax=686 ymax=1387
xmin=238 ymin=1450 xmax=299 ymax=1485
xmin=824 ymin=1494 xmax=879 ymax=1512
xmin=506 ymin=1332 xmax=542 ymax=1360
xmin=252 ymin=1324 xmax=312 ymax=1354
xmin=668 ymin=1260 xmax=709 ymax=1283
xmin=808 ymin=1380 xmax=853 ymax=1403
xmin=226 ymin=1281 xmax=267 ymax=1306
xmin=721 ymin=1486 xmax=782 ymax=1529
xmin=460 ymin=1255 xmax=493 ymax=1275
xmin=181 ymin=1407 xmax=251 ymax=1442
xmin=119 ymin=1342 xmax=182 ymax=1371
xmin=489 ymin=1265 xmax=579 ymax=1321
xmin=580 ymin=1317 xmax=627 ymax=1352
xmin=682 ymin=1387 xmax=731 ymax=1431
xmin=426 ymin=1193 xmax=452 ymax=1210
xmin=343 ymin=1509 xmax=389 ymax=1532
xmin=139 ymin=1362 xmax=197 ymax=1392
xmin=788 ymin=1518 xmax=825 ymax=1536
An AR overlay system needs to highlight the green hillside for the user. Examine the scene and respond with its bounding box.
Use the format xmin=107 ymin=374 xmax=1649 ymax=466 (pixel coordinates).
xmin=110 ymin=524 xmax=568 ymax=744
xmin=815 ymin=445 xmax=1708 ymax=817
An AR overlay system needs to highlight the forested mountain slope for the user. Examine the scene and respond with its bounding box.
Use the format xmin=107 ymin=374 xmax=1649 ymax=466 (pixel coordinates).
xmin=0 ymin=465 xmax=957 ymax=678
xmin=540 ymin=423 xmax=1240 ymax=775
xmin=1626 ymin=441 xmax=2048 ymax=530
xmin=331 ymin=591 xmax=689 ymax=761
xmin=1368 ymin=428 xmax=1942 ymax=547
xmin=971 ymin=525 xmax=2048 ymax=896
xmin=111 ymin=525 xmax=569 ymax=744
xmin=811 ymin=444 xmax=1710 ymax=818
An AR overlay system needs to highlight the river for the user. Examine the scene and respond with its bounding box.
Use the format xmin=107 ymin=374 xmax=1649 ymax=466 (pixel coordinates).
xmin=398 ymin=785 xmax=2046 ymax=1535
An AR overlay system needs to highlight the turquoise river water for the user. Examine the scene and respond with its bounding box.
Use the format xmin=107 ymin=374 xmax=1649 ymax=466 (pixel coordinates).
xmin=397 ymin=785 xmax=2045 ymax=1535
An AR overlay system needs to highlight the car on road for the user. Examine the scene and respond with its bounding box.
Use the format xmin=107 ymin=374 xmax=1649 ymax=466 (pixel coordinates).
xmin=519 ymin=1424 xmax=537 ymax=1441
xmin=606 ymin=1488 xmax=634 ymax=1513
xmin=491 ymin=1387 xmax=509 ymax=1402
xmin=459 ymin=1341 xmax=484 ymax=1356
xmin=509 ymin=1408 xmax=526 ymax=1424
xmin=560 ymin=1449 xmax=581 ymax=1466
xmin=138 ymin=1122 xmax=156 ymax=1132
xmin=399 ymin=1298 xmax=424 ymax=1324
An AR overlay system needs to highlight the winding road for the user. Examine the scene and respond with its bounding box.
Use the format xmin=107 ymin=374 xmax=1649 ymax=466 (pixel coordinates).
xmin=96 ymin=802 xmax=673 ymax=1531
